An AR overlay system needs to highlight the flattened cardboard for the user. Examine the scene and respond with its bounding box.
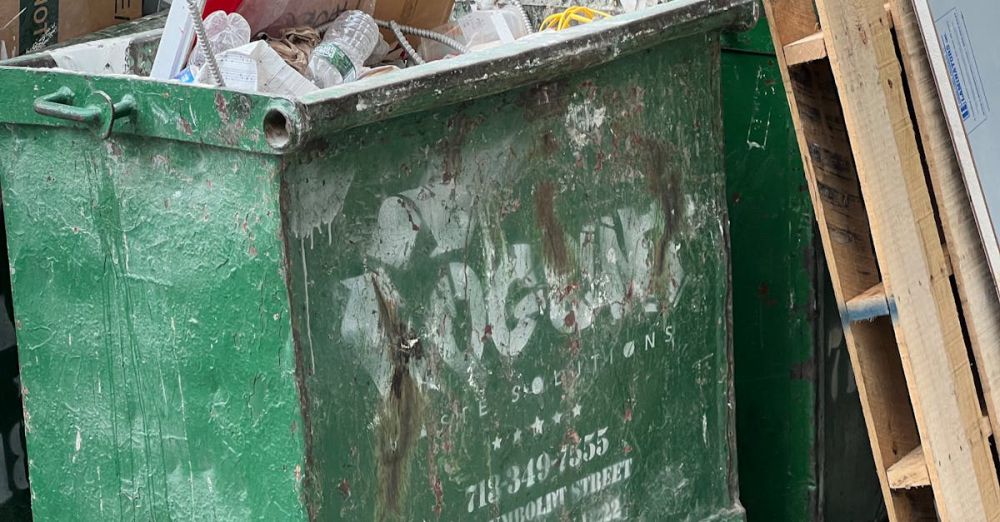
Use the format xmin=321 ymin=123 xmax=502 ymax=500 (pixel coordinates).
xmin=374 ymin=0 xmax=457 ymax=43
xmin=1 ymin=0 xmax=141 ymax=58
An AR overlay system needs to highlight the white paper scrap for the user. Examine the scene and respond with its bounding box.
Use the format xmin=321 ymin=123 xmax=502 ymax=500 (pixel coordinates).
xmin=196 ymin=41 xmax=318 ymax=97
xmin=217 ymin=53 xmax=258 ymax=92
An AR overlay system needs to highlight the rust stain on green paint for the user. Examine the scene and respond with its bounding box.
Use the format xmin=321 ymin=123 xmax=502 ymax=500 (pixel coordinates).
xmin=373 ymin=276 xmax=425 ymax=521
xmin=640 ymin=138 xmax=685 ymax=281
xmin=534 ymin=182 xmax=573 ymax=276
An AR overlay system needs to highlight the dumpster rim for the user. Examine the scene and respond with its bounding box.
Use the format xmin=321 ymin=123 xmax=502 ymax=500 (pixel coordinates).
xmin=0 ymin=0 xmax=756 ymax=155
xmin=294 ymin=0 xmax=758 ymax=144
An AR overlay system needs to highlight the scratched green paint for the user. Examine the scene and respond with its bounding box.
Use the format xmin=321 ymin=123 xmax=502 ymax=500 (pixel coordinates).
xmin=0 ymin=66 xmax=295 ymax=154
xmin=0 ymin=136 xmax=306 ymax=520
xmin=283 ymin=33 xmax=740 ymax=521
xmin=0 ymin=1 xmax=752 ymax=519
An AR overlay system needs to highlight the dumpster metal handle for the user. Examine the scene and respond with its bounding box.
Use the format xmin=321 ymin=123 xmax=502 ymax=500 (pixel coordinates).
xmin=33 ymin=87 xmax=136 ymax=139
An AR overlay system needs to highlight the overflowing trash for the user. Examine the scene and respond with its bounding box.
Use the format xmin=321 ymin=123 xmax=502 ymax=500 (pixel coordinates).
xmin=419 ymin=7 xmax=530 ymax=62
xmin=194 ymin=41 xmax=318 ymax=96
xmin=237 ymin=0 xmax=375 ymax=36
xmin=114 ymin=0 xmax=646 ymax=96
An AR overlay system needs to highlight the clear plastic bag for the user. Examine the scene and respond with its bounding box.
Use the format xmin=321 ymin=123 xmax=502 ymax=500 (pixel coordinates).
xmin=419 ymin=8 xmax=528 ymax=62
xmin=459 ymin=9 xmax=528 ymax=48
xmin=188 ymin=11 xmax=252 ymax=69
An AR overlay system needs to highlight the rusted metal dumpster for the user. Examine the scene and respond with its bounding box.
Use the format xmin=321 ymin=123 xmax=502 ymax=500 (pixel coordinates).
xmin=0 ymin=0 xmax=756 ymax=519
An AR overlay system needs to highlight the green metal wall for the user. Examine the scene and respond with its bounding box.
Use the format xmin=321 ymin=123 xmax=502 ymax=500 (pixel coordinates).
xmin=0 ymin=238 xmax=28 ymax=520
xmin=722 ymin=29 xmax=817 ymax=521
xmin=722 ymin=11 xmax=885 ymax=522
xmin=286 ymin=31 xmax=741 ymax=522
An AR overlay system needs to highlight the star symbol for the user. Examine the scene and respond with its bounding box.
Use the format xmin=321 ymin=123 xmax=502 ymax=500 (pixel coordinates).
xmin=513 ymin=429 xmax=522 ymax=443
xmin=552 ymin=411 xmax=563 ymax=424
xmin=492 ymin=435 xmax=502 ymax=450
xmin=530 ymin=416 xmax=544 ymax=435
xmin=572 ymin=404 xmax=582 ymax=417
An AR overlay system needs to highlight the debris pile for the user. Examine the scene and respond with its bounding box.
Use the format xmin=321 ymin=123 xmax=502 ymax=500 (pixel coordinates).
xmin=147 ymin=0 xmax=635 ymax=95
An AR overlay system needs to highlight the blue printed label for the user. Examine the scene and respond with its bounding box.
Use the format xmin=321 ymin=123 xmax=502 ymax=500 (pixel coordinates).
xmin=937 ymin=8 xmax=990 ymax=130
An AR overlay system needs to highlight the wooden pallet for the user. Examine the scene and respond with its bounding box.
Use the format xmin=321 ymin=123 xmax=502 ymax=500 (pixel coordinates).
xmin=762 ymin=0 xmax=1000 ymax=520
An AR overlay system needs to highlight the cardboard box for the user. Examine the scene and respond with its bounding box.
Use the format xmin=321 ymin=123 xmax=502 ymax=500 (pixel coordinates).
xmin=374 ymin=0 xmax=455 ymax=32
xmin=375 ymin=0 xmax=456 ymax=45
xmin=0 ymin=0 xmax=142 ymax=58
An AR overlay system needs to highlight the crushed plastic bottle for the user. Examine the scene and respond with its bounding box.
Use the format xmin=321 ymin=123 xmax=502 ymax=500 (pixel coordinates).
xmin=308 ymin=10 xmax=379 ymax=88
xmin=188 ymin=11 xmax=252 ymax=70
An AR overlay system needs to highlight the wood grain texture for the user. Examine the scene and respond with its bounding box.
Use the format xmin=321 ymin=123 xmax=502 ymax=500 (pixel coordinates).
xmin=783 ymin=32 xmax=827 ymax=65
xmin=814 ymin=0 xmax=1000 ymax=519
xmin=845 ymin=282 xmax=890 ymax=322
xmin=891 ymin=0 xmax=1000 ymax=446
xmin=888 ymin=445 xmax=930 ymax=490
xmin=763 ymin=0 xmax=923 ymax=518
xmin=766 ymin=0 xmax=820 ymax=47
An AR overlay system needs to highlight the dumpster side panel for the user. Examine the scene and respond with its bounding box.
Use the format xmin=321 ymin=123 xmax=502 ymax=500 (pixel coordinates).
xmin=283 ymin=33 xmax=742 ymax=521
xmin=722 ymin=42 xmax=818 ymax=521
xmin=0 ymin=132 xmax=308 ymax=521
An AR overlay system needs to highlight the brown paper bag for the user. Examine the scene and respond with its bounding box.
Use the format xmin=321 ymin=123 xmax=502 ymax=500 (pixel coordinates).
xmin=374 ymin=0 xmax=457 ymax=43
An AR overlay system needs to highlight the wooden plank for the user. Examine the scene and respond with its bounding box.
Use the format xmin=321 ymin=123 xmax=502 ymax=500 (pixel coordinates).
xmin=783 ymin=32 xmax=826 ymax=66
xmin=764 ymin=1 xmax=923 ymax=519
xmin=845 ymin=282 xmax=889 ymax=322
xmin=888 ymin=416 xmax=994 ymax=491
xmin=766 ymin=0 xmax=819 ymax=47
xmin=814 ymin=0 xmax=1000 ymax=519
xmin=888 ymin=445 xmax=930 ymax=490
xmin=849 ymin=319 xmax=926 ymax=521
xmin=890 ymin=0 xmax=1000 ymax=451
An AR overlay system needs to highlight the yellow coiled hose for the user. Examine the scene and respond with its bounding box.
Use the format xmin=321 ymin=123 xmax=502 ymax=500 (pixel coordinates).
xmin=540 ymin=7 xmax=612 ymax=31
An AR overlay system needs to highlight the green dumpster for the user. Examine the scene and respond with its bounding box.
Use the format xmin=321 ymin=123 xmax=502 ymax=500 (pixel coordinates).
xmin=720 ymin=11 xmax=884 ymax=521
xmin=0 ymin=0 xmax=756 ymax=519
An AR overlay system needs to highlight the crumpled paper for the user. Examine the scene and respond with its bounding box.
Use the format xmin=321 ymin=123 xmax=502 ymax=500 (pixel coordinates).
xmin=261 ymin=27 xmax=322 ymax=76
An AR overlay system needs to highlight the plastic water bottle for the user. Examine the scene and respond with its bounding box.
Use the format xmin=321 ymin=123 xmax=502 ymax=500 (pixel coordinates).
xmin=308 ymin=11 xmax=379 ymax=88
